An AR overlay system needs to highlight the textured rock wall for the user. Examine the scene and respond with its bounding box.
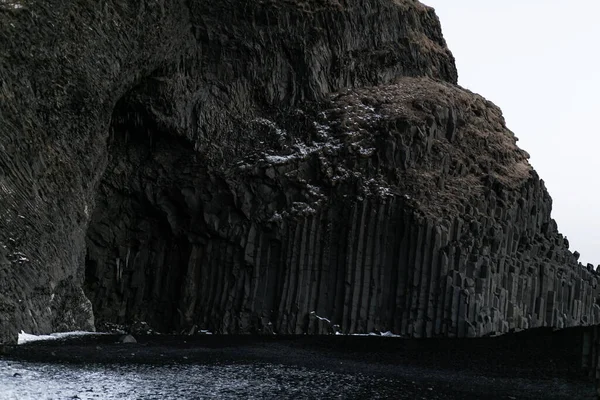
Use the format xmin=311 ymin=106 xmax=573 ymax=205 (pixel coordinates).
xmin=0 ymin=0 xmax=456 ymax=342
xmin=1 ymin=0 xmax=598 ymax=343
xmin=86 ymin=77 xmax=600 ymax=337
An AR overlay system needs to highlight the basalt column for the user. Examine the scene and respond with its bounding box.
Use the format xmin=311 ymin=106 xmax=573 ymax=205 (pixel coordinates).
xmin=0 ymin=0 xmax=460 ymax=343
xmin=4 ymin=0 xmax=600 ymax=344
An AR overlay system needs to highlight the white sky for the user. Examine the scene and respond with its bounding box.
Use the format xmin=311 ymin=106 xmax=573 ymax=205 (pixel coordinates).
xmin=424 ymin=1 xmax=600 ymax=266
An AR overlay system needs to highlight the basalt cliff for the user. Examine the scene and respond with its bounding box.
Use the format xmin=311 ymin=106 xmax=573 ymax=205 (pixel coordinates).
xmin=0 ymin=0 xmax=598 ymax=344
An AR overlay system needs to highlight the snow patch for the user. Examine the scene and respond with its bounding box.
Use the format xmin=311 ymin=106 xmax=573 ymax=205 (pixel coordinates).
xmin=358 ymin=147 xmax=376 ymax=157
xmin=17 ymin=331 xmax=102 ymax=345
xmin=261 ymin=135 xmax=342 ymax=166
xmin=289 ymin=202 xmax=317 ymax=217
xmin=364 ymin=178 xmax=394 ymax=198
xmin=351 ymin=331 xmax=402 ymax=338
xmin=252 ymin=118 xmax=287 ymax=138
xmin=0 ymin=1 xmax=24 ymax=9
xmin=264 ymin=154 xmax=294 ymax=165
xmin=268 ymin=212 xmax=283 ymax=223
xmin=309 ymin=311 xmax=331 ymax=324
xmin=334 ymin=331 xmax=402 ymax=338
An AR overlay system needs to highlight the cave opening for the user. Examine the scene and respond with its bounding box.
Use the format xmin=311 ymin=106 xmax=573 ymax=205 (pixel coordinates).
xmin=83 ymin=91 xmax=206 ymax=334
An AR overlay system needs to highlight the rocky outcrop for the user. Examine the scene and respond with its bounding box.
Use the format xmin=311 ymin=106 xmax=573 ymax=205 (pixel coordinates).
xmin=0 ymin=0 xmax=597 ymax=343
xmin=85 ymin=77 xmax=600 ymax=337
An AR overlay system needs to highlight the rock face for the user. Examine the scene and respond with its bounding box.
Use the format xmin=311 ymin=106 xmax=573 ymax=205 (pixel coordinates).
xmin=0 ymin=0 xmax=597 ymax=343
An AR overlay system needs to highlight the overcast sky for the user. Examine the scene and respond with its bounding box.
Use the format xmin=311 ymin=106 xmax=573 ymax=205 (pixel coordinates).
xmin=424 ymin=1 xmax=600 ymax=266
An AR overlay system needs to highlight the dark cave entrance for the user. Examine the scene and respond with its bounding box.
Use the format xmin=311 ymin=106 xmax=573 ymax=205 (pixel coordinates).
xmin=83 ymin=93 xmax=207 ymax=333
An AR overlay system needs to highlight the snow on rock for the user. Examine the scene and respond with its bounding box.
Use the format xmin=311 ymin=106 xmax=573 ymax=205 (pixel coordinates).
xmin=309 ymin=311 xmax=331 ymax=324
xmin=333 ymin=330 xmax=402 ymax=338
xmin=350 ymin=332 xmax=402 ymax=338
xmin=380 ymin=331 xmax=402 ymax=338
xmin=0 ymin=1 xmax=24 ymax=9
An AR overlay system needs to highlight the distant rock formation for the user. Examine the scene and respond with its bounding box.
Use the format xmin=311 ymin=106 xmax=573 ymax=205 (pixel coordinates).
xmin=0 ymin=0 xmax=597 ymax=343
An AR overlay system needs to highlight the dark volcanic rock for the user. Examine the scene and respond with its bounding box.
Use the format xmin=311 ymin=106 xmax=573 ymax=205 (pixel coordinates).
xmin=0 ymin=0 xmax=597 ymax=343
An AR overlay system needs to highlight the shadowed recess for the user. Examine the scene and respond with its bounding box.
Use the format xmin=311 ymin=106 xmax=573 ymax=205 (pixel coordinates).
xmin=85 ymin=89 xmax=198 ymax=333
